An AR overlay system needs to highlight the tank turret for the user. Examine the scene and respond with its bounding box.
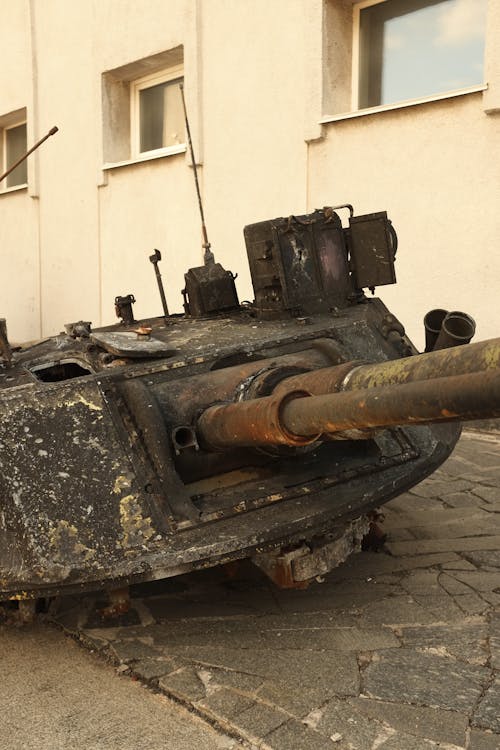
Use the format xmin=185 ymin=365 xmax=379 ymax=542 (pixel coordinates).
xmin=1 ymin=205 xmax=499 ymax=597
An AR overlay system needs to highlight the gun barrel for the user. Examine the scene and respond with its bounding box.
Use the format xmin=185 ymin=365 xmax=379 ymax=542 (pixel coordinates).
xmin=273 ymin=335 xmax=500 ymax=397
xmin=281 ymin=368 xmax=500 ymax=438
xmin=197 ymin=337 xmax=500 ymax=450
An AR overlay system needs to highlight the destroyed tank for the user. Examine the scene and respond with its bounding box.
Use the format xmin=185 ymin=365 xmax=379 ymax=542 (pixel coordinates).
xmin=1 ymin=204 xmax=500 ymax=600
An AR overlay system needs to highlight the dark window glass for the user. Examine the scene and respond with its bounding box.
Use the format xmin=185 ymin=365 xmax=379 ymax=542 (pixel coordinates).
xmin=139 ymin=78 xmax=184 ymax=153
xmin=5 ymin=122 xmax=27 ymax=188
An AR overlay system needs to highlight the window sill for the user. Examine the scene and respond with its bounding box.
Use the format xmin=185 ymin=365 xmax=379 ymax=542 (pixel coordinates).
xmin=0 ymin=183 xmax=28 ymax=196
xmin=102 ymin=144 xmax=187 ymax=171
xmin=320 ymin=85 xmax=488 ymax=124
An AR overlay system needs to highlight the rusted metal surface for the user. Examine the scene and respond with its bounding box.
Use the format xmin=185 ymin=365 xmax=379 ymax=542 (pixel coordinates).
xmin=281 ymin=368 xmax=500 ymax=438
xmin=114 ymin=295 xmax=136 ymax=326
xmin=0 ymin=319 xmax=12 ymax=366
xmin=196 ymin=340 xmax=500 ymax=449
xmin=270 ymin=336 xmax=500 ymax=396
xmin=434 ymin=310 xmax=476 ymax=349
xmin=198 ymin=390 xmax=321 ymax=451
xmin=253 ymin=517 xmax=370 ymax=588
xmin=1 ymin=204 xmax=498 ymax=599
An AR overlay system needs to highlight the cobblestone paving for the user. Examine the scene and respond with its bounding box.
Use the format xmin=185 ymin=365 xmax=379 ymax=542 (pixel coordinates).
xmin=52 ymin=431 xmax=500 ymax=750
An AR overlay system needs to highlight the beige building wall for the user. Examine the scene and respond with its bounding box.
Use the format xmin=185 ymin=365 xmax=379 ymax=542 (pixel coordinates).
xmin=0 ymin=0 xmax=498 ymax=351
xmin=0 ymin=0 xmax=39 ymax=341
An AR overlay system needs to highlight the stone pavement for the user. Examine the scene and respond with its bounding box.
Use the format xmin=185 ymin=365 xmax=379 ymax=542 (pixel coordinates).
xmin=51 ymin=430 xmax=500 ymax=750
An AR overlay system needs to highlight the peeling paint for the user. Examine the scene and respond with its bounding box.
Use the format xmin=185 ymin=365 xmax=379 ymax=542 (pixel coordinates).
xmin=113 ymin=475 xmax=132 ymax=495
xmin=62 ymin=395 xmax=103 ymax=412
xmin=49 ymin=520 xmax=96 ymax=564
xmin=119 ymin=495 xmax=155 ymax=548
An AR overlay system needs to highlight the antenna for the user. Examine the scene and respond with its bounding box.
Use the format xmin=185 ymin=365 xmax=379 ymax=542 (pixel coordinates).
xmin=179 ymin=83 xmax=214 ymax=266
xmin=0 ymin=126 xmax=58 ymax=184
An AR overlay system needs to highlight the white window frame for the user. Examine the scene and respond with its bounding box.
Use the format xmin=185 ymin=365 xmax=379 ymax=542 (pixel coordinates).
xmin=351 ymin=0 xmax=487 ymax=113
xmin=0 ymin=118 xmax=28 ymax=193
xmin=130 ymin=65 xmax=185 ymax=160
xmin=352 ymin=0 xmax=384 ymax=111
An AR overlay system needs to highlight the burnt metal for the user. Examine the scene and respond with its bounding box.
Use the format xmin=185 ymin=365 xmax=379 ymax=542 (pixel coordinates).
xmin=197 ymin=344 xmax=500 ymax=450
xmin=348 ymin=211 xmax=397 ymax=290
xmin=149 ymin=249 xmax=169 ymax=318
xmin=253 ymin=517 xmax=370 ymax=588
xmin=1 ymin=203 xmax=498 ymax=600
xmin=0 ymin=319 xmax=12 ymax=365
xmin=244 ymin=209 xmax=353 ymax=318
xmin=424 ymin=309 xmax=476 ymax=352
xmin=244 ymin=207 xmax=398 ymax=320
xmin=183 ymin=263 xmax=239 ymax=317
xmin=115 ymin=294 xmax=136 ymax=326
xmin=65 ymin=320 xmax=92 ymax=338
xmin=90 ymin=331 xmax=175 ymax=358
xmin=424 ymin=308 xmax=448 ymax=352
xmin=281 ymin=368 xmax=500 ymax=438
xmin=434 ymin=310 xmax=476 ymax=350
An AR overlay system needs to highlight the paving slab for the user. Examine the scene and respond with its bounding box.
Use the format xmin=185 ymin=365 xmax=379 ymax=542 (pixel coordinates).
xmin=466 ymin=550 xmax=500 ymax=568
xmin=158 ymin=667 xmax=208 ymax=702
xmin=263 ymin=718 xmax=336 ymax=750
xmin=398 ymin=620 xmax=489 ymax=665
xmin=473 ymin=678 xmax=500 ymax=733
xmin=452 ymin=570 xmax=500 ymax=591
xmin=387 ymin=535 xmax=500 ymax=556
xmin=469 ymin=728 xmax=500 ymax=750
xmin=350 ymin=697 xmax=468 ymax=746
xmin=256 ymin=680 xmax=342 ymax=718
xmin=409 ymin=478 xmax=475 ymax=498
xmin=158 ymin=644 xmax=360 ymax=696
xmin=472 ymin=486 xmax=500 ymax=503
xmin=376 ymin=734 xmax=438 ymax=750
xmin=311 ymin=699 xmax=383 ymax=749
xmin=198 ymin=687 xmax=256 ymax=721
xmin=363 ymin=649 xmax=490 ymax=712
xmin=231 ymin=701 xmax=288 ymax=741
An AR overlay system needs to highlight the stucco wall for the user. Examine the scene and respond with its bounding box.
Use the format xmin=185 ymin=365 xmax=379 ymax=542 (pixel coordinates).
xmin=0 ymin=0 xmax=39 ymax=341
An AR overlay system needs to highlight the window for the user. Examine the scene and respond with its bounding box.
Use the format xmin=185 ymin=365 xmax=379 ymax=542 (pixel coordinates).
xmin=1 ymin=115 xmax=27 ymax=190
xmin=101 ymin=46 xmax=185 ymax=166
xmin=131 ymin=66 xmax=184 ymax=156
xmin=353 ymin=0 xmax=488 ymax=110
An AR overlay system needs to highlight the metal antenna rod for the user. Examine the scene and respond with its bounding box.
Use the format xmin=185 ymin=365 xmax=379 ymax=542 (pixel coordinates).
xmin=149 ymin=249 xmax=169 ymax=318
xmin=179 ymin=83 xmax=214 ymax=266
xmin=0 ymin=126 xmax=58 ymax=184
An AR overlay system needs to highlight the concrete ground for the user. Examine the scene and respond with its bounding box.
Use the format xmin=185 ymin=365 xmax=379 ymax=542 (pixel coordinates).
xmin=0 ymin=625 xmax=241 ymax=750
xmin=9 ymin=430 xmax=500 ymax=749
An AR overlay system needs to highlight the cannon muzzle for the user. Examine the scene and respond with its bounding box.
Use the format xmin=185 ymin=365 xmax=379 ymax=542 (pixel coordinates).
xmin=197 ymin=337 xmax=500 ymax=450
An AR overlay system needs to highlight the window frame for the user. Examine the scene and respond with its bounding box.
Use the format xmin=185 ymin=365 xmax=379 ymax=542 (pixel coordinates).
xmin=0 ymin=117 xmax=28 ymax=193
xmin=130 ymin=64 xmax=185 ymax=160
xmin=352 ymin=0 xmax=383 ymax=111
xmin=351 ymin=0 xmax=487 ymax=112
